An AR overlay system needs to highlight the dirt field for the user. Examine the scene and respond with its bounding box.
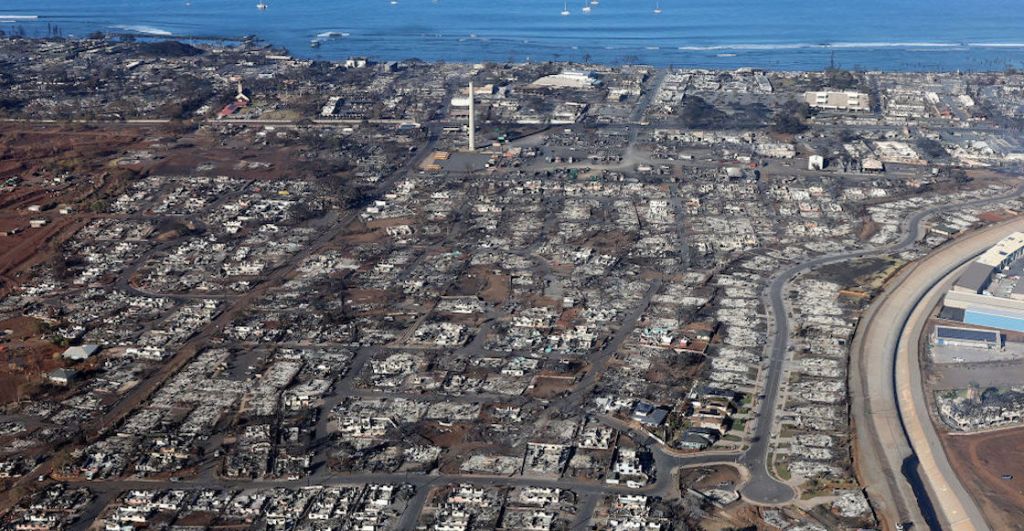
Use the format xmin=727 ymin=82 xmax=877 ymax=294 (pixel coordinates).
xmin=0 ymin=123 xmax=168 ymax=292
xmin=144 ymin=127 xmax=305 ymax=181
xmin=476 ymin=267 xmax=511 ymax=304
xmin=0 ymin=123 xmax=146 ymax=184
xmin=857 ymin=217 xmax=880 ymax=241
xmin=0 ymin=123 xmax=172 ymax=402
xmin=697 ymin=506 xmax=763 ymax=531
xmin=526 ymin=375 xmax=575 ymax=399
xmin=978 ymin=209 xmax=1018 ymax=224
xmin=942 ymin=426 xmax=1024 ymax=530
xmin=0 ymin=316 xmax=64 ymax=403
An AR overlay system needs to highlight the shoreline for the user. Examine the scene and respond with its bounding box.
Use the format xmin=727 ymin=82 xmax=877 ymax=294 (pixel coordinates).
xmin=2 ymin=30 xmax=1024 ymax=73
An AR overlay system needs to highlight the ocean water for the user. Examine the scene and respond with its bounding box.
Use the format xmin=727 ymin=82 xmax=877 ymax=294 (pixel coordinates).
xmin=3 ymin=0 xmax=1024 ymax=71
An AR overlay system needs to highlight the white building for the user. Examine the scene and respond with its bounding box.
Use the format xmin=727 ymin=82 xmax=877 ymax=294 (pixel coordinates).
xmin=804 ymin=90 xmax=870 ymax=111
xmin=808 ymin=154 xmax=825 ymax=170
xmin=530 ymin=71 xmax=600 ymax=90
xmin=62 ymin=344 xmax=100 ymax=362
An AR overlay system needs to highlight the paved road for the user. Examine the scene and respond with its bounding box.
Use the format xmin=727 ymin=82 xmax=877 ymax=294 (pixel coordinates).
xmin=848 ymin=185 xmax=1024 ymax=530
xmin=0 ymin=106 xmax=453 ymax=514
xmin=740 ymin=183 xmax=1024 ymax=506
xmin=561 ymin=280 xmax=662 ymax=410
xmin=10 ymin=82 xmax=1018 ymax=525
xmin=899 ymin=241 xmax=999 ymax=530
xmin=854 ymin=217 xmax=1024 ymax=530
xmin=65 ymin=445 xmax=743 ymax=529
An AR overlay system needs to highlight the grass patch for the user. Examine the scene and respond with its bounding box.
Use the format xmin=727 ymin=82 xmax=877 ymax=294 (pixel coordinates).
xmin=774 ymin=459 xmax=792 ymax=481
xmin=801 ymin=488 xmax=828 ymax=500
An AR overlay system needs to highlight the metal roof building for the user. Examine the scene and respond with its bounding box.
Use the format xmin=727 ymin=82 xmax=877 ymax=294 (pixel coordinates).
xmin=952 ymin=232 xmax=1024 ymax=294
xmin=62 ymin=344 xmax=99 ymax=362
xmin=975 ymin=231 xmax=1024 ymax=269
xmin=953 ymin=261 xmax=997 ymax=294
xmin=963 ymin=306 xmax=1024 ymax=334
xmin=933 ymin=325 xmax=1001 ymax=349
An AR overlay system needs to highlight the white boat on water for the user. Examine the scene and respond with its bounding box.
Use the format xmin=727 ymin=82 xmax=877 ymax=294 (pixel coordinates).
xmin=257 ymin=1 xmax=268 ymax=10
xmin=561 ymin=1 xmax=570 ymax=16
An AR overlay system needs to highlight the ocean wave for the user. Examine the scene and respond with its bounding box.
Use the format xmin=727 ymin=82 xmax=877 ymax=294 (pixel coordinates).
xmin=679 ymin=43 xmax=812 ymax=51
xmin=830 ymin=42 xmax=957 ymax=48
xmin=114 ymin=24 xmax=172 ymax=36
xmin=967 ymin=42 xmax=1024 ymax=48
xmin=674 ymin=41 xmax=1022 ymax=52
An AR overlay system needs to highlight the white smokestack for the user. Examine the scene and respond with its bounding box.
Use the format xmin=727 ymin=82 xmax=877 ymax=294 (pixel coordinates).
xmin=468 ymin=81 xmax=475 ymax=151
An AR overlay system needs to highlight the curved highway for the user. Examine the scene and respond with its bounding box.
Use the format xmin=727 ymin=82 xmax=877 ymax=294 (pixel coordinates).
xmin=852 ymin=209 xmax=1024 ymax=530
xmin=740 ymin=182 xmax=1024 ymax=506
xmin=896 ymin=234 xmax=1007 ymax=530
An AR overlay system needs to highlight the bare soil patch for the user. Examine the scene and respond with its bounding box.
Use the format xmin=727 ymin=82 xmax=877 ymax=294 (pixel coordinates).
xmin=526 ymin=376 xmax=574 ymax=399
xmin=942 ymin=426 xmax=1024 ymax=530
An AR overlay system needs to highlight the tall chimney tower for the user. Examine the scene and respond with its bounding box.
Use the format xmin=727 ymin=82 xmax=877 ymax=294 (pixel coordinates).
xmin=468 ymin=81 xmax=476 ymax=151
